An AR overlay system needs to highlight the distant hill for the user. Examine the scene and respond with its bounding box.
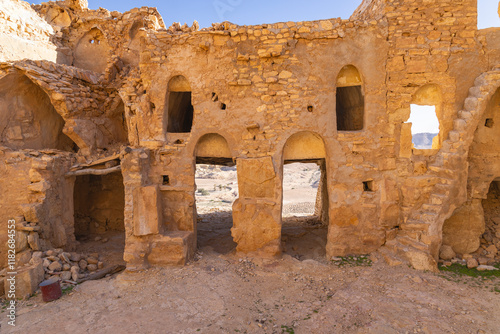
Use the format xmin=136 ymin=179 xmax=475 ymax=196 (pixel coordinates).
xmin=413 ymin=133 xmax=438 ymax=149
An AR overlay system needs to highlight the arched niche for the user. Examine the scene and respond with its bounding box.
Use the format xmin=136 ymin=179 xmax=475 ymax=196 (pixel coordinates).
xmin=73 ymin=28 xmax=110 ymax=73
xmin=195 ymin=133 xmax=233 ymax=165
xmin=166 ymin=75 xmax=194 ymax=133
xmin=0 ymin=73 xmax=76 ymax=151
xmin=283 ymin=131 xmax=326 ymax=161
xmin=336 ymin=65 xmax=364 ymax=131
xmin=468 ymin=85 xmax=500 ymax=155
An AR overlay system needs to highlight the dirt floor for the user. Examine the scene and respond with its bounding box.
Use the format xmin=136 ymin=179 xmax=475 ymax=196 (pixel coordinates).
xmin=2 ymin=252 xmax=499 ymax=334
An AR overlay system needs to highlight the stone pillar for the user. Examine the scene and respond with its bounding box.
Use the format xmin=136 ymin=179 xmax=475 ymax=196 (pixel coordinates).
xmin=314 ymin=160 xmax=329 ymax=225
xmin=122 ymin=148 xmax=153 ymax=270
xmin=231 ymin=157 xmax=281 ymax=256
xmin=133 ymin=185 xmax=161 ymax=236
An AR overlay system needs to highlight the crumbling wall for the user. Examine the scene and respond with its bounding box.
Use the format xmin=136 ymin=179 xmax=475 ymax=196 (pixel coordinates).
xmin=0 ymin=60 xmax=129 ymax=156
xmin=1 ymin=0 xmax=499 ymax=273
xmin=0 ymin=149 xmax=74 ymax=269
xmin=41 ymin=3 xmax=166 ymax=73
xmin=443 ymin=84 xmax=500 ymax=255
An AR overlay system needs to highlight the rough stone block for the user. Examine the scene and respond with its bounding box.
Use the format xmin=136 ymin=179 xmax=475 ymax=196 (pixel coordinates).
xmin=15 ymin=231 xmax=29 ymax=253
xmin=443 ymin=199 xmax=484 ymax=254
xmin=400 ymin=122 xmax=413 ymax=158
xmin=231 ymin=198 xmax=281 ymax=256
xmin=147 ymin=231 xmax=195 ymax=265
xmin=27 ymin=232 xmax=40 ymax=251
xmin=4 ymin=260 xmax=44 ymax=299
xmin=237 ymin=157 xmax=276 ymax=199
xmin=133 ymin=185 xmax=161 ymax=236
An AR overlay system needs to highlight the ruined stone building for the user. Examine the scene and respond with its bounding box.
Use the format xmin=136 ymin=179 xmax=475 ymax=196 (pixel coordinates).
xmin=1 ymin=0 xmax=500 ymax=277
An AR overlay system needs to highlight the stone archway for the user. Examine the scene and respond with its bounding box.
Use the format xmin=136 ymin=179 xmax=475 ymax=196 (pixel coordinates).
xmin=281 ymin=131 xmax=329 ymax=260
xmin=194 ymin=133 xmax=237 ymax=254
xmin=0 ymin=72 xmax=76 ymax=151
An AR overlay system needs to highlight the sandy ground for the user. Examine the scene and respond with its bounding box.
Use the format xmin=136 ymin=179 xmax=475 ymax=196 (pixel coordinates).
xmin=2 ymin=164 xmax=499 ymax=333
xmin=2 ymin=253 xmax=499 ymax=334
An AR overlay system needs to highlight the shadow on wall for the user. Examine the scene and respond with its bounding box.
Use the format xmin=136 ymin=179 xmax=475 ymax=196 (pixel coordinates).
xmin=122 ymin=20 xmax=145 ymax=66
xmin=0 ymin=73 xmax=76 ymax=151
xmin=73 ymin=172 xmax=125 ymax=238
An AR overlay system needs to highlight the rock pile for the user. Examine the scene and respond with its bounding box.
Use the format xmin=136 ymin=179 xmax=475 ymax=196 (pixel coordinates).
xmin=36 ymin=248 xmax=104 ymax=282
xmin=0 ymin=248 xmax=106 ymax=299
xmin=439 ymin=240 xmax=499 ymax=270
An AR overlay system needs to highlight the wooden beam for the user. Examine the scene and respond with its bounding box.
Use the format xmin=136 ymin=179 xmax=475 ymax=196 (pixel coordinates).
xmin=65 ymin=165 xmax=121 ymax=177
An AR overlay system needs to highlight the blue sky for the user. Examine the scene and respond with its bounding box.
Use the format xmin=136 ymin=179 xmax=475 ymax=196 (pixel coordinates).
xmin=29 ymin=0 xmax=500 ymax=29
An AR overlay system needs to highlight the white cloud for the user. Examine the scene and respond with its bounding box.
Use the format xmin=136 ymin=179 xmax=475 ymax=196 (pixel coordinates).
xmin=408 ymin=105 xmax=440 ymax=134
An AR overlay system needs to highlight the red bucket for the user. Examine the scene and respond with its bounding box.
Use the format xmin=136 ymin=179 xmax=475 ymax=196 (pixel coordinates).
xmin=39 ymin=278 xmax=62 ymax=302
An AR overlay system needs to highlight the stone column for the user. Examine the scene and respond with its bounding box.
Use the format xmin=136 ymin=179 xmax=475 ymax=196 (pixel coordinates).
xmin=314 ymin=160 xmax=329 ymax=226
xmin=231 ymin=157 xmax=281 ymax=256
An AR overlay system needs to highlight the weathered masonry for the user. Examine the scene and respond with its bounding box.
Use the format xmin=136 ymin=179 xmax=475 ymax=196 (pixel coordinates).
xmin=1 ymin=0 xmax=500 ymax=275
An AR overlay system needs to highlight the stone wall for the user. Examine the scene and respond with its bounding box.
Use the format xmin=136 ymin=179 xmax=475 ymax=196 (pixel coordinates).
xmin=0 ymin=148 xmax=74 ymax=268
xmin=0 ymin=0 xmax=500 ymax=274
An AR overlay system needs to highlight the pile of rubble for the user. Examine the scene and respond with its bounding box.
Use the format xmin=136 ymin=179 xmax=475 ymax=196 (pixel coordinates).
xmin=38 ymin=248 xmax=104 ymax=282
xmin=0 ymin=248 xmax=110 ymax=299
xmin=439 ymin=240 xmax=499 ymax=270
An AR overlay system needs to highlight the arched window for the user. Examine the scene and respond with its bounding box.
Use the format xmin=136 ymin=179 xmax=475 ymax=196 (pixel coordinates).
xmin=408 ymin=84 xmax=442 ymax=149
xmin=74 ymin=28 xmax=110 ymax=73
xmin=336 ymin=65 xmax=364 ymax=131
xmin=167 ymin=75 xmax=193 ymax=133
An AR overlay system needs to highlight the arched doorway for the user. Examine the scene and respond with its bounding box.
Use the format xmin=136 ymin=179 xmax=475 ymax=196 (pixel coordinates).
xmin=194 ymin=133 xmax=237 ymax=254
xmin=281 ymin=131 xmax=329 ymax=260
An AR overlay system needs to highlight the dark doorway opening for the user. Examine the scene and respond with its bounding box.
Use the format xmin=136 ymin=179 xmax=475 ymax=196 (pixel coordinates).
xmin=336 ymin=85 xmax=364 ymax=131
xmin=73 ymin=171 xmax=125 ymax=266
xmin=167 ymin=91 xmax=194 ymax=133
xmin=480 ymin=180 xmax=500 ymax=263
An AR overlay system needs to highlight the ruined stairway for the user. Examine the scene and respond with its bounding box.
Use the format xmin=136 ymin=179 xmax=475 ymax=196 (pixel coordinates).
xmin=378 ymin=67 xmax=500 ymax=271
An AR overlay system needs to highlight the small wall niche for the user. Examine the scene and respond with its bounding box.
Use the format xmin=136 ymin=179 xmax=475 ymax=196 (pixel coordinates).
xmin=363 ymin=180 xmax=374 ymax=192
xmin=485 ymin=118 xmax=494 ymax=128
